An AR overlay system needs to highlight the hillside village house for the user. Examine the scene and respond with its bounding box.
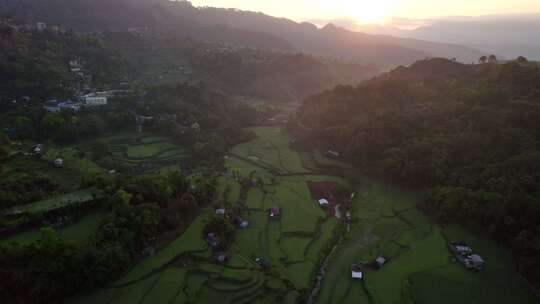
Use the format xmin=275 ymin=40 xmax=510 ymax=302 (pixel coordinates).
xmin=69 ymin=59 xmax=81 ymax=68
xmin=376 ymin=256 xmax=387 ymax=268
xmin=318 ymin=198 xmax=330 ymax=206
xmin=238 ymin=219 xmax=249 ymax=229
xmin=351 ymin=264 xmax=363 ymax=280
xmin=54 ymin=158 xmax=64 ymax=167
xmin=327 ymin=149 xmax=340 ymax=158
xmin=136 ymin=115 xmax=155 ymax=133
xmin=36 ymin=22 xmax=46 ymax=31
xmin=191 ymin=122 xmax=201 ymax=132
xmin=206 ymin=233 xmax=221 ymax=248
xmin=81 ymin=93 xmax=107 ymax=106
xmin=269 ymin=207 xmax=281 ymax=219
xmin=44 ymin=101 xmax=82 ymax=113
xmin=449 ymin=241 xmax=485 ymax=270
xmin=33 ymin=144 xmax=43 ymax=155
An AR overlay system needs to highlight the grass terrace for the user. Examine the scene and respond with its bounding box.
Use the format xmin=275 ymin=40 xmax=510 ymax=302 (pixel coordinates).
xmin=70 ymin=127 xmax=537 ymax=304
xmin=316 ymin=180 xmax=537 ymax=304
xmin=1 ymin=210 xmax=109 ymax=246
xmin=73 ymin=127 xmax=346 ymax=303
xmin=104 ymin=133 xmax=189 ymax=173
xmin=4 ymin=188 xmax=104 ymax=216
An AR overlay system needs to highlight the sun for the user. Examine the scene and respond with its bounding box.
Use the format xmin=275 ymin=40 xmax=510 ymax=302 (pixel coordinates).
xmin=343 ymin=0 xmax=393 ymax=24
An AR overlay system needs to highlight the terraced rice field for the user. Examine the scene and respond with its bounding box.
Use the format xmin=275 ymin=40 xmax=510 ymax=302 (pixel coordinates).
xmin=105 ymin=133 xmax=189 ymax=173
xmin=71 ymin=127 xmax=537 ymax=304
xmin=316 ymin=181 xmax=537 ymax=304
xmin=73 ymin=127 xmax=344 ymax=303
xmin=231 ymin=127 xmax=305 ymax=173
xmin=0 ymin=210 xmax=109 ymax=246
xmin=4 ymin=188 xmax=104 ymax=216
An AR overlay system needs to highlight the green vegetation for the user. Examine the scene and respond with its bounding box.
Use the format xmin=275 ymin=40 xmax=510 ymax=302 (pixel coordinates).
xmin=316 ymin=180 xmax=536 ymax=304
xmin=76 ymin=126 xmax=534 ymax=304
xmin=71 ymin=127 xmax=345 ymax=303
xmin=0 ymin=169 xmax=217 ymax=303
xmin=1 ymin=211 xmax=108 ymax=246
xmin=2 ymin=118 xmax=535 ymax=303
xmin=105 ymin=133 xmax=189 ymax=173
xmin=0 ymin=21 xmax=125 ymax=102
xmin=1 ymin=20 xmax=537 ymax=303
xmin=296 ymin=58 xmax=540 ymax=290
xmin=5 ymin=188 xmax=103 ymax=215
xmin=231 ymin=127 xmax=305 ymax=173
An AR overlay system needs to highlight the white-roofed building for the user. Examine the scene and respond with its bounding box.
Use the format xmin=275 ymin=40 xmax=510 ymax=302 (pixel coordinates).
xmin=376 ymin=256 xmax=387 ymax=267
xmin=351 ymin=263 xmax=364 ymax=280
xmin=54 ymin=158 xmax=64 ymax=167
xmin=318 ymin=198 xmax=330 ymax=206
xmin=81 ymin=93 xmax=108 ymax=106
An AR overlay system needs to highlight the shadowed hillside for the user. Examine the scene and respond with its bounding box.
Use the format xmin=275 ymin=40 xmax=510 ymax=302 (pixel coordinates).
xmin=0 ymin=0 xmax=486 ymax=65
xmin=294 ymin=58 xmax=540 ymax=291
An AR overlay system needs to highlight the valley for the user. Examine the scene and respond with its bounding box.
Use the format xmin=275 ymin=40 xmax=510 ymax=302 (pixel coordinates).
xmin=67 ymin=126 xmax=536 ymax=304
xmin=1 ymin=1 xmax=539 ymax=303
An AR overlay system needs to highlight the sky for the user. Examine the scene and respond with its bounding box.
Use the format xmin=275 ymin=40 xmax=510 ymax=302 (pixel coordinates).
xmin=189 ymin=0 xmax=540 ymax=25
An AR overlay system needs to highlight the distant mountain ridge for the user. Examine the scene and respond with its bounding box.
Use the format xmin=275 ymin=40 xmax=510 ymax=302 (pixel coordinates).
xmin=0 ymin=0 xmax=487 ymax=66
xmin=352 ymin=14 xmax=540 ymax=60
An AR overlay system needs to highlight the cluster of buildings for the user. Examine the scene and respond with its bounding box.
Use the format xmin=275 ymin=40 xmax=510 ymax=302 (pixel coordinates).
xmin=0 ymin=19 xmax=64 ymax=34
xmin=29 ymin=144 xmax=63 ymax=167
xmin=39 ymin=53 xmax=132 ymax=113
xmin=449 ymin=241 xmax=485 ymax=270
xmin=205 ymin=206 xmax=251 ymax=264
xmin=43 ymin=100 xmax=81 ymax=113
xmin=351 ymin=256 xmax=387 ymax=281
xmin=81 ymin=92 xmax=108 ymax=106
xmin=43 ymin=90 xmax=132 ymax=113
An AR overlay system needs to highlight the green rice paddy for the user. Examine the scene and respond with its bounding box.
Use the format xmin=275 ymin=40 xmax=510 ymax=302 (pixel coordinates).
xmin=1 ymin=132 xmax=189 ymax=251
xmin=4 ymin=188 xmax=104 ymax=216
xmin=105 ymin=133 xmax=189 ymax=173
xmin=316 ymin=180 xmax=537 ymax=304
xmin=69 ymin=127 xmax=537 ymax=304
xmin=0 ymin=210 xmax=109 ymax=246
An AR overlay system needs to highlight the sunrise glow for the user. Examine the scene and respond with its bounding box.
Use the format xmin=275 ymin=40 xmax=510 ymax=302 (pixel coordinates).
xmin=343 ymin=0 xmax=393 ymax=24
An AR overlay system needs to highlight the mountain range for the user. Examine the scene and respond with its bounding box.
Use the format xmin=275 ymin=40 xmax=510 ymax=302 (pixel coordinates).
xmin=0 ymin=0 xmax=487 ymax=66
xmin=332 ymin=14 xmax=540 ymax=61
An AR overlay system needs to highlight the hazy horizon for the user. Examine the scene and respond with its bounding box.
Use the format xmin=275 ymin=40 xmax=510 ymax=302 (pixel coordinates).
xmin=190 ymin=0 xmax=540 ymax=26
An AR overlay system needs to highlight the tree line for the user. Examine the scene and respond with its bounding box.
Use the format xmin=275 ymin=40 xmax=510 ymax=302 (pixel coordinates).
xmin=294 ymin=57 xmax=540 ymax=290
xmin=0 ymin=171 xmax=217 ymax=303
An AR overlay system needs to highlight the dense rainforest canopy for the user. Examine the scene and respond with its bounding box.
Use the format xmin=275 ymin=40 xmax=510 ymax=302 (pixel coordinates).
xmin=295 ymin=58 xmax=540 ymax=288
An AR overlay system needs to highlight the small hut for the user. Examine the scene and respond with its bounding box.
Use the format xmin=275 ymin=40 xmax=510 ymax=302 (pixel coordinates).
xmin=269 ymin=207 xmax=281 ymax=219
xmin=54 ymin=158 xmax=64 ymax=167
xmin=206 ymin=233 xmax=221 ymax=248
xmin=351 ymin=263 xmax=364 ymax=280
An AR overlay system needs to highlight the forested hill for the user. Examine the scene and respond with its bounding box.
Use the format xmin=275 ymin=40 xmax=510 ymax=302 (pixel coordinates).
xmin=294 ymin=57 xmax=540 ymax=289
xmin=0 ymin=17 xmax=377 ymax=104
xmin=0 ymin=21 xmax=126 ymax=101
xmin=101 ymin=32 xmax=379 ymax=102
xmin=0 ymin=0 xmax=485 ymax=65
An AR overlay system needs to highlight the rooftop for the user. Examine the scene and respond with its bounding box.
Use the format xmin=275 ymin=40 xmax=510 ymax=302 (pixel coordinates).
xmin=269 ymin=207 xmax=281 ymax=217
xmin=351 ymin=271 xmax=363 ymax=280
xmin=318 ymin=198 xmax=330 ymax=206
